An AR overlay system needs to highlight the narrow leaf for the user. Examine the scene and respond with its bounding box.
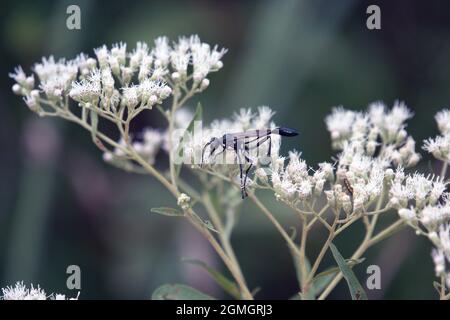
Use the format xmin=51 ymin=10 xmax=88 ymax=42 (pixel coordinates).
xmin=174 ymin=102 xmax=203 ymax=177
xmin=203 ymin=219 xmax=219 ymax=233
xmin=313 ymin=258 xmax=366 ymax=281
xmin=89 ymin=110 xmax=107 ymax=151
xmin=329 ymin=243 xmax=368 ymax=300
xmin=189 ymin=210 xmax=219 ymax=233
xmin=313 ymin=273 xmax=336 ymax=296
xmin=291 ymin=253 xmax=315 ymax=300
xmin=151 ymin=207 xmax=184 ymax=217
xmin=312 ymin=258 xmax=365 ymax=296
xmin=152 ymin=283 xmax=215 ymax=300
xmin=182 ymin=258 xmax=241 ymax=299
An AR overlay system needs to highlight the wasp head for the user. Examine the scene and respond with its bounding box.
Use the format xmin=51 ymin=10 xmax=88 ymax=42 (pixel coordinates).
xmin=201 ymin=137 xmax=222 ymax=167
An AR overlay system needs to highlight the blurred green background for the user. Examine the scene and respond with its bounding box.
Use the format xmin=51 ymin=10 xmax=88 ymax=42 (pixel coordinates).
xmin=1 ymin=0 xmax=450 ymax=299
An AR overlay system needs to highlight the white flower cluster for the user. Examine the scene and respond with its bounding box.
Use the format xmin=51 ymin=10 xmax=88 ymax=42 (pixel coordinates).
xmin=390 ymin=171 xmax=447 ymax=213
xmin=393 ymin=109 xmax=450 ymax=291
xmin=1 ymin=281 xmax=78 ymax=300
xmin=271 ymin=152 xmax=334 ymax=202
xmin=423 ymin=109 xmax=450 ymax=162
xmin=316 ymin=102 xmax=420 ymax=214
xmin=326 ymin=101 xmax=420 ymax=167
xmin=177 ymin=193 xmax=191 ymax=210
xmin=430 ymin=224 xmax=450 ymax=289
xmin=10 ymin=35 xmax=225 ymax=115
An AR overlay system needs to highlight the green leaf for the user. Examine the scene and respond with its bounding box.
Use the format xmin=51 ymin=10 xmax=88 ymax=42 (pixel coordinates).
xmin=182 ymin=259 xmax=241 ymax=299
xmin=312 ymin=258 xmax=365 ymax=296
xmin=152 ymin=284 xmax=215 ymax=300
xmin=313 ymin=258 xmax=365 ymax=281
xmin=188 ymin=208 xmax=219 ymax=233
xmin=151 ymin=207 xmax=184 ymax=217
xmin=89 ymin=109 xmax=107 ymax=151
xmin=174 ymin=102 xmax=203 ymax=177
xmin=291 ymin=253 xmax=315 ymax=300
xmin=313 ymin=273 xmax=336 ymax=296
xmin=329 ymin=243 xmax=368 ymax=300
xmin=203 ymin=219 xmax=219 ymax=233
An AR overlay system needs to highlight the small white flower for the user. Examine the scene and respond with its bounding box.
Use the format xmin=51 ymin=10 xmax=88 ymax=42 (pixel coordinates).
xmin=122 ymin=86 xmax=140 ymax=109
xmin=298 ymin=179 xmax=313 ymax=200
xmin=94 ymin=45 xmax=110 ymax=69
xmin=69 ymin=71 xmax=101 ymax=103
xmin=398 ymin=207 xmax=416 ymax=222
xmin=325 ymin=106 xmax=355 ymax=145
xmin=423 ymin=134 xmax=450 ymax=161
xmin=133 ymin=128 xmax=162 ymax=164
xmin=435 ymin=109 xmax=450 ymax=135
xmin=129 ymin=42 xmax=149 ymax=70
xmin=439 ymin=224 xmax=450 ymax=260
xmin=177 ymin=193 xmax=191 ymax=210
xmin=420 ymin=205 xmax=450 ymax=231
xmin=111 ymin=42 xmax=127 ymax=65
xmin=190 ymin=35 xmax=226 ymax=82
xmin=253 ymin=106 xmax=276 ymax=129
xmin=153 ymin=36 xmax=171 ymax=67
xmin=233 ymin=108 xmax=254 ymax=129
xmin=432 ymin=249 xmax=446 ymax=277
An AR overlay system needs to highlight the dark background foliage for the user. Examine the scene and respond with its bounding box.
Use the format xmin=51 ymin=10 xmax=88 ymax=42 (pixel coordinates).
xmin=0 ymin=0 xmax=449 ymax=299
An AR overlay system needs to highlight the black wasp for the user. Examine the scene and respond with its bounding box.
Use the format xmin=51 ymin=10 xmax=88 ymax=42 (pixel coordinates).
xmin=201 ymin=127 xmax=299 ymax=199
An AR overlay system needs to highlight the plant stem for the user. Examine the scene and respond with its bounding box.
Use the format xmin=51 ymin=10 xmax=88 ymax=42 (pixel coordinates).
xmin=203 ymin=193 xmax=253 ymax=299
xmin=299 ymin=215 xmax=309 ymax=293
xmin=441 ymin=161 xmax=448 ymax=180
xmin=318 ymin=191 xmax=387 ymax=300
xmin=306 ymin=216 xmax=338 ymax=284
xmin=168 ymin=89 xmax=180 ymax=191
xmin=307 ymin=204 xmax=329 ymax=230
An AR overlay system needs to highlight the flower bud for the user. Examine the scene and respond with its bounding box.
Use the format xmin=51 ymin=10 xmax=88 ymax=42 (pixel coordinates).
xmin=200 ymin=78 xmax=210 ymax=91
xmin=12 ymin=84 xmax=22 ymax=95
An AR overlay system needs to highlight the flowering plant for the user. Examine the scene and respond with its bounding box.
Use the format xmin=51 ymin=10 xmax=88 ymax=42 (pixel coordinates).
xmin=8 ymin=35 xmax=450 ymax=300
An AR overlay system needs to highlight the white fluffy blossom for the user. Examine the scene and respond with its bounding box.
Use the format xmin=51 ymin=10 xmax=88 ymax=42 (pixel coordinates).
xmin=177 ymin=193 xmax=191 ymax=210
xmin=69 ymin=69 xmax=102 ymax=103
xmin=389 ymin=173 xmax=448 ymax=211
xmin=435 ymin=109 xmax=450 ymax=135
xmin=1 ymin=282 xmax=78 ymax=300
xmin=325 ymin=106 xmax=356 ymax=145
xmin=326 ymin=102 xmax=419 ymax=168
xmin=132 ymin=129 xmax=163 ymax=164
xmin=423 ymin=135 xmax=450 ymax=162
xmin=11 ymin=35 xmax=226 ymax=116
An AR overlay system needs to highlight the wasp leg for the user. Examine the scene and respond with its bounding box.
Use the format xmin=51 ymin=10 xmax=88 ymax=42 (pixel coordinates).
xmin=242 ymin=146 xmax=254 ymax=198
xmin=236 ymin=150 xmax=246 ymax=199
xmin=211 ymin=146 xmax=226 ymax=164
